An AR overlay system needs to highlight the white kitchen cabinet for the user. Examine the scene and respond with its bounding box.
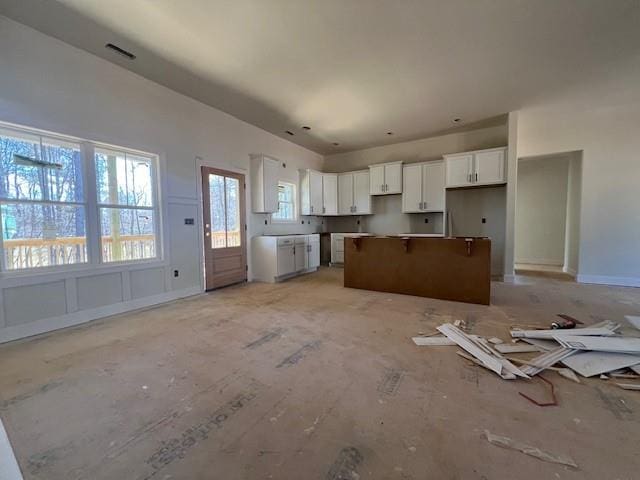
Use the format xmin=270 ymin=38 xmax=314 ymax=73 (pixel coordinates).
xmin=402 ymin=161 xmax=445 ymax=213
xmin=308 ymin=235 xmax=320 ymax=268
xmin=402 ymin=164 xmax=423 ymax=212
xmin=445 ymin=154 xmax=474 ymax=188
xmin=475 ymin=149 xmax=505 ymax=185
xmin=353 ymin=171 xmax=371 ymax=214
xmin=252 ymin=234 xmax=320 ymax=282
xmin=322 ymin=173 xmax=338 ymax=215
xmin=338 ymin=173 xmax=353 ymax=215
xmin=250 ymin=154 xmax=280 ymax=213
xmin=444 ymin=147 xmax=506 ymax=188
xmin=300 ymin=169 xmax=338 ymax=216
xmin=369 ymin=161 xmax=403 ymax=195
xmin=338 ymin=170 xmax=371 ymax=215
xmin=294 ymin=236 xmax=308 ymax=271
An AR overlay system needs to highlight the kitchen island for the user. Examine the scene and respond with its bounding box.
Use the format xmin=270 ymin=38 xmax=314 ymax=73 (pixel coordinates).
xmin=344 ymin=236 xmax=491 ymax=305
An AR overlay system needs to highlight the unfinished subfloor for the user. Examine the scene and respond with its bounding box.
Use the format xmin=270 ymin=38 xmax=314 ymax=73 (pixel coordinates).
xmin=1 ymin=267 xmax=639 ymax=479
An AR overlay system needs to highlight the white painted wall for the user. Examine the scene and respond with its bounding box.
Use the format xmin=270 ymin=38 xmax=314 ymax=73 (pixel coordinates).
xmin=564 ymin=154 xmax=582 ymax=276
xmin=515 ymin=156 xmax=569 ymax=266
xmin=513 ymin=62 xmax=640 ymax=286
xmin=0 ymin=17 xmax=323 ymax=342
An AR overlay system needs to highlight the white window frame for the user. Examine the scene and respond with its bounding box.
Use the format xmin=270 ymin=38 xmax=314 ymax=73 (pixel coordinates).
xmin=0 ymin=120 xmax=163 ymax=277
xmin=271 ymin=181 xmax=297 ymax=223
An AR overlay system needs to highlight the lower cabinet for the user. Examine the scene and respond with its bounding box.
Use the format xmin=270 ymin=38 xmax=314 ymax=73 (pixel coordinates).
xmin=252 ymin=234 xmax=320 ymax=282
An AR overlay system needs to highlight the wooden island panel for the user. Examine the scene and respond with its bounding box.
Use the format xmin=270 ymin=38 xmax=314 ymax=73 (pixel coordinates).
xmin=344 ymin=236 xmax=491 ymax=305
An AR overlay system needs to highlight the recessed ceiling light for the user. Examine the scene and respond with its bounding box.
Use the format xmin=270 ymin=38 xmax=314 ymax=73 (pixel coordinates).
xmin=333 ymin=142 xmax=340 ymax=146
xmin=302 ymin=126 xmax=311 ymax=131
xmin=453 ymin=118 xmax=462 ymax=123
xmin=387 ymin=132 xmax=393 ymax=135
xmin=285 ymin=130 xmax=294 ymax=136
xmin=105 ymin=43 xmax=136 ymax=60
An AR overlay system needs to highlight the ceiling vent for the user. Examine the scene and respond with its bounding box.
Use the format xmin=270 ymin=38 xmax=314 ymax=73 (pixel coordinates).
xmin=105 ymin=43 xmax=136 ymax=60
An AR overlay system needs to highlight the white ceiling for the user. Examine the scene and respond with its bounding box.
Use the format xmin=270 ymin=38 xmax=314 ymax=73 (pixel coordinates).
xmin=1 ymin=0 xmax=639 ymax=154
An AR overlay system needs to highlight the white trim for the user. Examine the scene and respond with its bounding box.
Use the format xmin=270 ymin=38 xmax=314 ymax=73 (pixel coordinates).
xmin=576 ymin=274 xmax=640 ymax=288
xmin=515 ymin=258 xmax=564 ymax=267
xmin=121 ymin=270 xmax=132 ymax=301
xmin=562 ymin=266 xmax=577 ymax=277
xmin=0 ymin=289 xmax=5 ymax=329
xmin=0 ymin=418 xmax=23 ymax=480
xmin=64 ymin=277 xmax=78 ymax=313
xmin=0 ymin=286 xmax=201 ymax=344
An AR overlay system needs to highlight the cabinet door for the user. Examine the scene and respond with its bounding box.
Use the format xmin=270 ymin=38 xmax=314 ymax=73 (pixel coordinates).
xmin=338 ymin=173 xmax=354 ymax=215
xmin=263 ymin=157 xmax=279 ymax=212
xmin=474 ymin=149 xmax=505 ymax=185
xmin=423 ymin=161 xmax=445 ymax=211
xmin=277 ymin=245 xmax=295 ymax=276
xmin=353 ymin=171 xmax=371 ymax=214
xmin=309 ymin=170 xmax=323 ymax=215
xmin=294 ymin=241 xmax=308 ymax=271
xmin=322 ymin=174 xmax=338 ymax=215
xmin=402 ymin=164 xmax=423 ymax=212
xmin=445 ymin=154 xmax=473 ymax=188
xmin=369 ymin=165 xmax=385 ymax=195
xmin=384 ymin=163 xmax=403 ymax=194
xmin=308 ymin=237 xmax=320 ymax=268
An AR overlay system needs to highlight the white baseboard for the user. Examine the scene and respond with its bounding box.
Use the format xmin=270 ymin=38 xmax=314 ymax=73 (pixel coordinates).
xmin=0 ymin=286 xmax=202 ymax=344
xmin=577 ymin=274 xmax=640 ymax=288
xmin=563 ymin=266 xmax=577 ymax=277
xmin=515 ymin=258 xmax=564 ymax=267
xmin=0 ymin=419 xmax=23 ymax=480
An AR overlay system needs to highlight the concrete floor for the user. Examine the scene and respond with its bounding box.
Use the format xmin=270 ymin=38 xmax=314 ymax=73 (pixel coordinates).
xmin=1 ymin=267 xmax=639 ymax=480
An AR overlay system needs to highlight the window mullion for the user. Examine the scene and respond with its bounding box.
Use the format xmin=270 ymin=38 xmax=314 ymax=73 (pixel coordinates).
xmin=83 ymin=142 xmax=101 ymax=266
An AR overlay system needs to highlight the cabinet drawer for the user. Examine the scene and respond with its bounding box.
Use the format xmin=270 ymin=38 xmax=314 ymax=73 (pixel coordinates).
xmin=277 ymin=237 xmax=294 ymax=246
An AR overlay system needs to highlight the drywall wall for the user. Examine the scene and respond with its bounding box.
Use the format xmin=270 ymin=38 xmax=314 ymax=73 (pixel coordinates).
xmin=0 ymin=16 xmax=323 ymax=342
xmin=446 ymin=186 xmax=506 ymax=277
xmin=324 ymin=124 xmax=507 ymax=173
xmin=515 ymin=156 xmax=569 ymax=266
xmin=324 ymin=125 xmax=507 ymax=234
xmin=514 ymin=60 xmax=640 ymax=286
xmin=564 ymin=153 xmax=582 ymax=275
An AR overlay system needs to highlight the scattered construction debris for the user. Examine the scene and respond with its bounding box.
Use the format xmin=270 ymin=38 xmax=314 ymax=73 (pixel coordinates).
xmin=412 ymin=314 xmax=640 ymax=397
xmin=518 ymin=375 xmax=558 ymax=407
xmin=484 ymin=430 xmax=578 ymax=468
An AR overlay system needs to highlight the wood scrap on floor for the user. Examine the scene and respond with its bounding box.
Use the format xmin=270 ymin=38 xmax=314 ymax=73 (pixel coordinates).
xmin=554 ymin=335 xmax=640 ymax=354
xmin=561 ymin=351 xmax=640 ymax=377
xmin=484 ymin=430 xmax=578 ymax=469
xmin=494 ymin=344 xmax=544 ymax=354
xmin=625 ymin=315 xmax=640 ymax=330
xmin=412 ymin=336 xmax=455 ymax=346
xmin=517 ymin=347 xmax=576 ymax=377
xmin=616 ymin=383 xmax=640 ymax=391
xmin=510 ymin=325 xmax=618 ymax=339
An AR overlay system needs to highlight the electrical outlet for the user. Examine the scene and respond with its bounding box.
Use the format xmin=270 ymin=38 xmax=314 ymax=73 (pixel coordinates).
xmin=264 ymin=219 xmax=268 ymax=225
xmin=173 ymin=270 xmax=179 ymax=278
xmin=424 ymin=218 xmax=429 ymax=223
xmin=184 ymin=218 xmax=194 ymax=225
xmin=482 ymin=218 xmax=487 ymax=224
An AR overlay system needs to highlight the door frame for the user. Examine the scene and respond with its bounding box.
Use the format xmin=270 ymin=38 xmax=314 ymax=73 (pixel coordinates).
xmin=195 ymin=158 xmax=250 ymax=292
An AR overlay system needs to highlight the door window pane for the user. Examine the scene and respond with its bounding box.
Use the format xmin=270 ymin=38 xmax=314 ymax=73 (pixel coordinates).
xmin=100 ymin=207 xmax=156 ymax=262
xmin=225 ymin=177 xmax=241 ymax=247
xmin=209 ymin=174 xmax=226 ymax=248
xmin=1 ymin=203 xmax=87 ymax=269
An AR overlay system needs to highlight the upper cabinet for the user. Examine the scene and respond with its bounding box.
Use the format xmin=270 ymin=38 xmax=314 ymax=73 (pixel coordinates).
xmin=338 ymin=170 xmax=371 ymax=215
xmin=444 ymin=147 xmax=506 ymax=188
xmin=402 ymin=160 xmax=445 ymax=213
xmin=300 ymin=169 xmax=338 ymax=216
xmin=369 ymin=161 xmax=403 ymax=195
xmin=250 ymin=154 xmax=280 ymax=213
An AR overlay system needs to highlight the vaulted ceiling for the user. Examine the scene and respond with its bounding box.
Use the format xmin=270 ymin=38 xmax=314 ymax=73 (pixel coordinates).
xmin=1 ymin=0 xmax=639 ymax=154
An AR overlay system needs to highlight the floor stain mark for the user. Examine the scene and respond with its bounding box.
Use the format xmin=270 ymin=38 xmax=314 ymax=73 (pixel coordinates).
xmin=460 ymin=364 xmax=479 ymax=387
xmin=596 ymin=387 xmax=634 ymax=420
xmin=143 ymin=391 xmax=257 ymax=478
xmin=244 ymin=327 xmax=285 ymax=349
xmin=276 ymin=340 xmax=321 ymax=368
xmin=572 ymin=298 xmax=585 ymax=308
xmin=528 ymin=294 xmax=541 ymax=304
xmin=378 ymin=368 xmax=405 ymax=395
xmin=1 ymin=381 xmax=64 ymax=409
xmin=27 ymin=441 xmax=75 ymax=475
xmin=326 ymin=447 xmax=363 ymax=480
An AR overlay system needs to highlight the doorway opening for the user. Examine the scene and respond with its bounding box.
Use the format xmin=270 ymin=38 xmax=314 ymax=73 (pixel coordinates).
xmin=515 ymin=151 xmax=582 ymax=278
xmin=201 ymin=166 xmax=247 ymax=290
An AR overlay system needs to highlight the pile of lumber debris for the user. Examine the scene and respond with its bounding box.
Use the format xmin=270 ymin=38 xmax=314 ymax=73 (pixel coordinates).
xmin=413 ymin=315 xmax=640 ymax=389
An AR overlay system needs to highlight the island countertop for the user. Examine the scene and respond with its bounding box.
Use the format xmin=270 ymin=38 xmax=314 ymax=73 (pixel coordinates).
xmin=343 ymin=235 xmax=491 ymax=305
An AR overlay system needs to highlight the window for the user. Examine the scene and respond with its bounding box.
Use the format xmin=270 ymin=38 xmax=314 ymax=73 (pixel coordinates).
xmin=95 ymin=148 xmax=157 ymax=262
xmin=271 ymin=181 xmax=296 ymax=222
xmin=0 ymin=126 xmax=86 ymax=270
xmin=208 ymin=173 xmax=241 ymax=248
xmin=0 ymin=121 xmax=161 ymax=272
